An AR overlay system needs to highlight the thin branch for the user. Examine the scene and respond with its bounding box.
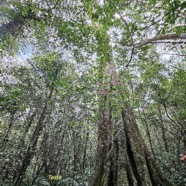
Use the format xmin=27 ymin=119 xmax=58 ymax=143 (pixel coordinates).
xmin=162 ymin=103 xmax=178 ymax=126
xmin=169 ymin=65 xmax=186 ymax=71
xmin=160 ymin=53 xmax=186 ymax=57
xmin=125 ymin=47 xmax=134 ymax=68
xmin=109 ymin=0 xmax=135 ymax=68
xmin=109 ymin=0 xmax=134 ymax=46
xmin=53 ymin=0 xmax=61 ymax=10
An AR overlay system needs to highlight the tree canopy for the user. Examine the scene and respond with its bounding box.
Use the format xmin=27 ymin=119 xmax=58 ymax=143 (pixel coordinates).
xmin=0 ymin=0 xmax=186 ymax=186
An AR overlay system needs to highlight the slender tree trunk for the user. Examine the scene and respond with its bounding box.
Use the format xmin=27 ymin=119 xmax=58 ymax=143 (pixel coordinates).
xmin=1 ymin=113 xmax=15 ymax=149
xmin=107 ymin=135 xmax=119 ymax=186
xmin=158 ymin=105 xmax=169 ymax=152
xmin=82 ymin=131 xmax=89 ymax=172
xmin=139 ymin=108 xmax=155 ymax=157
xmin=13 ymin=67 xmax=59 ymax=186
xmin=13 ymin=104 xmax=48 ymax=186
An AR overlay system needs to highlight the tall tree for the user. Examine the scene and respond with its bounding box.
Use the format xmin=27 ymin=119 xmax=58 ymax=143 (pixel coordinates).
xmin=0 ymin=0 xmax=185 ymax=185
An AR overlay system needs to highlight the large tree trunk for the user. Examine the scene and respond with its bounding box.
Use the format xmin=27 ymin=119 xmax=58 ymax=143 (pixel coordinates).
xmin=91 ymin=108 xmax=112 ymax=186
xmin=92 ymin=60 xmax=174 ymax=185
xmin=91 ymin=22 xmax=118 ymax=185
xmin=121 ymin=101 xmax=174 ymax=186
xmin=91 ymin=79 xmax=113 ymax=186
xmin=91 ymin=62 xmax=117 ymax=186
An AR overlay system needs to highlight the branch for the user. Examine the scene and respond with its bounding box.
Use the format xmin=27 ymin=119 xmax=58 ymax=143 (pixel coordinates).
xmin=135 ymin=33 xmax=186 ymax=48
xmin=151 ymin=41 xmax=186 ymax=44
xmin=125 ymin=47 xmax=134 ymax=68
xmin=109 ymin=0 xmax=134 ymax=46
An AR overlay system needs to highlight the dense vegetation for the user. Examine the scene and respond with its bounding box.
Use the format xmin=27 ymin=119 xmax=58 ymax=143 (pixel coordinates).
xmin=0 ymin=0 xmax=186 ymax=186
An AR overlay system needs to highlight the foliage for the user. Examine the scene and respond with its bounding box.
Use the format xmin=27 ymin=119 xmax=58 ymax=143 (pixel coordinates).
xmin=0 ymin=0 xmax=186 ymax=185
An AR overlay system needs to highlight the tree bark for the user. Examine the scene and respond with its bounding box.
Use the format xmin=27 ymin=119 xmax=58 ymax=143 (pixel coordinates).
xmin=121 ymin=101 xmax=174 ymax=186
xmin=91 ymin=62 xmax=116 ymax=186
xmin=91 ymin=96 xmax=113 ymax=186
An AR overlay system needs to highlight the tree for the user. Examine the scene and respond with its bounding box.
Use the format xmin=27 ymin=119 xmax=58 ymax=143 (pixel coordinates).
xmin=0 ymin=0 xmax=186 ymax=185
